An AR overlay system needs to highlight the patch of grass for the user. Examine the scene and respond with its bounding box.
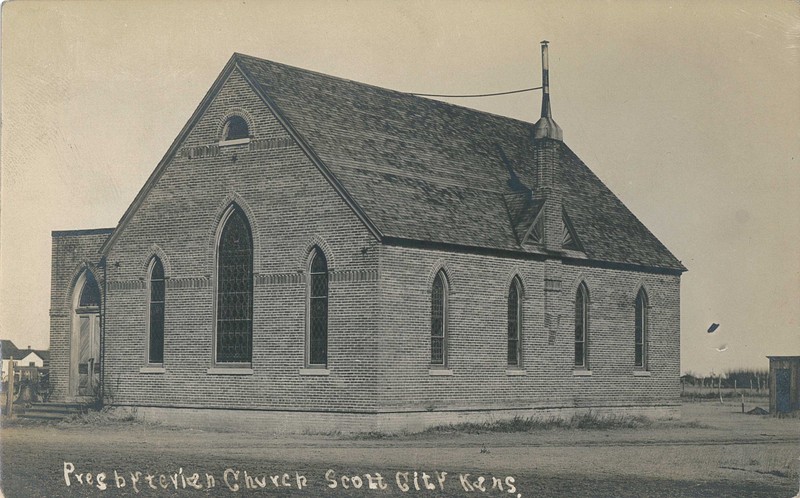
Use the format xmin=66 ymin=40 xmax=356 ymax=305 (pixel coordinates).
xmin=665 ymin=420 xmax=711 ymax=429
xmin=404 ymin=412 xmax=654 ymax=436
xmin=58 ymin=407 xmax=152 ymax=427
xmin=570 ymin=412 xmax=652 ymax=429
xmin=300 ymin=427 xmax=342 ymax=437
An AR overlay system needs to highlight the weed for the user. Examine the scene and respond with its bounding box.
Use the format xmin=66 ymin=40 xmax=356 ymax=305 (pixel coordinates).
xmin=409 ymin=412 xmax=653 ymax=436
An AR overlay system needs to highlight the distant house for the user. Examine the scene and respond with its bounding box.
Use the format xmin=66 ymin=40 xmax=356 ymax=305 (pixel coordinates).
xmin=49 ymin=45 xmax=685 ymax=432
xmin=1 ymin=340 xmax=48 ymax=381
xmin=1 ymin=340 xmax=20 ymax=381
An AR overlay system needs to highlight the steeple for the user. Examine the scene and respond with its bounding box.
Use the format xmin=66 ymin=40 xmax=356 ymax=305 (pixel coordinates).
xmin=533 ymin=40 xmax=563 ymax=141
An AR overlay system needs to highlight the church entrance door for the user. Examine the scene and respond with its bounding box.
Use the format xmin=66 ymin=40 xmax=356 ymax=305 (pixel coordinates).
xmin=70 ymin=270 xmax=101 ymax=400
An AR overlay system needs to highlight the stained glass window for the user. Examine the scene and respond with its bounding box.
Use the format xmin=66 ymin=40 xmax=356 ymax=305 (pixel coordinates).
xmin=79 ymin=271 xmax=101 ymax=308
xmin=308 ymin=249 xmax=328 ymax=366
xmin=635 ymin=288 xmax=648 ymax=368
xmin=508 ymin=278 xmax=522 ymax=366
xmin=216 ymin=208 xmax=253 ymax=363
xmin=223 ymin=116 xmax=249 ymax=141
xmin=431 ymin=271 xmax=447 ymax=365
xmin=149 ymin=258 xmax=165 ymax=364
xmin=575 ymin=283 xmax=588 ymax=368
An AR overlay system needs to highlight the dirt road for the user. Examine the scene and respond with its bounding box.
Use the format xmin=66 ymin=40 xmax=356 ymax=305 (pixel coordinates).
xmin=1 ymin=402 xmax=797 ymax=497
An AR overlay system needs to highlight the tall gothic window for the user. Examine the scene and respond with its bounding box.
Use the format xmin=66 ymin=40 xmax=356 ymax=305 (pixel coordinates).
xmin=216 ymin=207 xmax=253 ymax=363
xmin=508 ymin=277 xmax=522 ymax=366
xmin=308 ymin=248 xmax=328 ymax=366
xmin=635 ymin=288 xmax=648 ymax=369
xmin=431 ymin=271 xmax=448 ymax=365
xmin=575 ymin=283 xmax=589 ymax=368
xmin=148 ymin=258 xmax=165 ymax=364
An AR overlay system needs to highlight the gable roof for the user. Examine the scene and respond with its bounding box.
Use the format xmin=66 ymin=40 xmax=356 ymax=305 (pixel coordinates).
xmin=1 ymin=340 xmax=20 ymax=360
xmin=1 ymin=341 xmax=48 ymax=363
xmin=103 ymin=53 xmax=685 ymax=272
xmin=236 ymin=54 xmax=684 ymax=272
xmin=15 ymin=349 xmax=45 ymax=362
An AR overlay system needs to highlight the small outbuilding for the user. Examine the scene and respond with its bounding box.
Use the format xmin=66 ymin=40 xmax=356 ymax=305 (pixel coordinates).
xmin=767 ymin=356 xmax=800 ymax=415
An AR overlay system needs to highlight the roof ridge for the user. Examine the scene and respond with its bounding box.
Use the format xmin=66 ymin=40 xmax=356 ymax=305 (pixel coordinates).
xmin=233 ymin=53 xmax=542 ymax=130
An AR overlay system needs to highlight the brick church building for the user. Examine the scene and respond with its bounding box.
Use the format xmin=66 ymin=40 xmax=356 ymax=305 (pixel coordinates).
xmin=49 ymin=45 xmax=685 ymax=431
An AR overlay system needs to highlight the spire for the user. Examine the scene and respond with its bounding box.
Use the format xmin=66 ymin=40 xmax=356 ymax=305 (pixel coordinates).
xmin=533 ymin=40 xmax=563 ymax=141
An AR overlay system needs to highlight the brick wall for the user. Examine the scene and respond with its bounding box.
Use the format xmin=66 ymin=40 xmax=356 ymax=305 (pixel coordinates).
xmin=52 ymin=66 xmax=682 ymax=424
xmin=376 ymin=244 xmax=681 ymax=412
xmin=49 ymin=229 xmax=112 ymax=401
xmin=103 ymin=68 xmax=381 ymax=413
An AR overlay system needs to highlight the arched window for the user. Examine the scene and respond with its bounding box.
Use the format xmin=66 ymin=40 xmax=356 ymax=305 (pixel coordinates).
xmin=79 ymin=271 xmax=101 ymax=308
xmin=635 ymin=288 xmax=648 ymax=369
xmin=508 ymin=277 xmax=522 ymax=366
xmin=431 ymin=271 xmax=448 ymax=365
xmin=575 ymin=283 xmax=589 ymax=368
xmin=216 ymin=207 xmax=253 ymax=363
xmin=308 ymin=248 xmax=328 ymax=366
xmin=148 ymin=258 xmax=165 ymax=364
xmin=222 ymin=115 xmax=249 ymax=141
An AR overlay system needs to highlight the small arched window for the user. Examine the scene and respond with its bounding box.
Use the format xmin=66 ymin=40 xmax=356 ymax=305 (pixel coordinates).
xmin=79 ymin=271 xmax=101 ymax=309
xmin=222 ymin=115 xmax=250 ymax=141
xmin=308 ymin=248 xmax=329 ymax=366
xmin=431 ymin=271 xmax=448 ymax=366
xmin=148 ymin=258 xmax=165 ymax=364
xmin=635 ymin=288 xmax=648 ymax=369
xmin=508 ymin=277 xmax=522 ymax=366
xmin=215 ymin=206 xmax=253 ymax=363
xmin=575 ymin=283 xmax=589 ymax=368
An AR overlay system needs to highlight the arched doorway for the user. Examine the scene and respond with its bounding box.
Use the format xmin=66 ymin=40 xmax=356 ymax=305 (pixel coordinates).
xmin=70 ymin=269 xmax=101 ymax=399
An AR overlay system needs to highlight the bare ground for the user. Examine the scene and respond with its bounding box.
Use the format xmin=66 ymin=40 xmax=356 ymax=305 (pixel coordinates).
xmin=1 ymin=401 xmax=798 ymax=497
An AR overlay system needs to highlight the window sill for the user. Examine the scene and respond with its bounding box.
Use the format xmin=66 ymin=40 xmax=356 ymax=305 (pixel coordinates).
xmin=207 ymin=367 xmax=253 ymax=375
xmin=429 ymin=369 xmax=453 ymax=376
xmin=218 ymin=138 xmax=250 ymax=147
xmin=573 ymin=370 xmax=593 ymax=377
xmin=299 ymin=368 xmax=330 ymax=376
xmin=139 ymin=366 xmax=165 ymax=374
xmin=506 ymin=369 xmax=527 ymax=376
xmin=633 ymin=370 xmax=652 ymax=377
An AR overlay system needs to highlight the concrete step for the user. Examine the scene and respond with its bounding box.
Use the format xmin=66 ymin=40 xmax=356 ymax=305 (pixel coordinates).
xmin=16 ymin=411 xmax=75 ymax=420
xmin=15 ymin=402 xmax=89 ymax=420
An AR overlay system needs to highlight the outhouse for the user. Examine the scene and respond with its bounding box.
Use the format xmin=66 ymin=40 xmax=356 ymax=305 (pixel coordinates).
xmin=768 ymin=356 xmax=800 ymax=415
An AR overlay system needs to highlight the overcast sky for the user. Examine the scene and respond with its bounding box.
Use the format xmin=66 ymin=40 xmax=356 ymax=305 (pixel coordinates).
xmin=2 ymin=0 xmax=798 ymax=375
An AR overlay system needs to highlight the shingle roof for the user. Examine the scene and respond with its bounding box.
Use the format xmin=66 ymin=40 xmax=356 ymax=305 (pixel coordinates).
xmin=1 ymin=340 xmax=20 ymax=360
xmin=236 ymin=54 xmax=684 ymax=271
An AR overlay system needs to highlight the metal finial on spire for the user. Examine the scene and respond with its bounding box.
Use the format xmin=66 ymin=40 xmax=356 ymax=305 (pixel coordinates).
xmin=540 ymin=40 xmax=551 ymax=118
xmin=533 ymin=40 xmax=563 ymax=141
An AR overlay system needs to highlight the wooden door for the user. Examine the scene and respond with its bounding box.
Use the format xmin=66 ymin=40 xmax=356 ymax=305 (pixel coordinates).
xmin=776 ymin=368 xmax=791 ymax=413
xmin=77 ymin=313 xmax=100 ymax=396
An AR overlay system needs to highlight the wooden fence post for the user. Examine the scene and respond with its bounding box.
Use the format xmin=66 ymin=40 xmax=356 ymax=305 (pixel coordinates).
xmin=6 ymin=357 xmax=15 ymax=416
